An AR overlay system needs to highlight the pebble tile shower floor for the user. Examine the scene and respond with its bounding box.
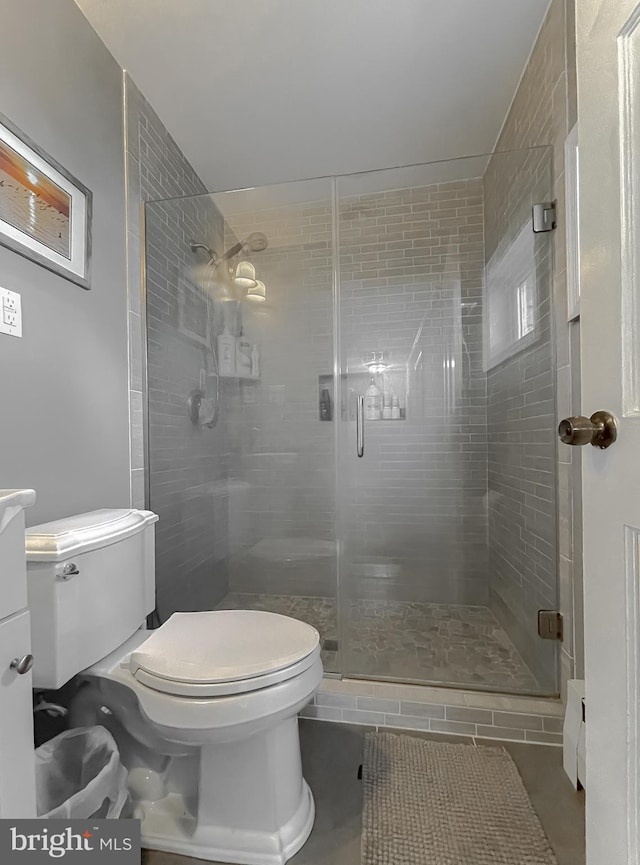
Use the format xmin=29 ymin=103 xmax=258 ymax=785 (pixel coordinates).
xmin=217 ymin=593 xmax=538 ymax=691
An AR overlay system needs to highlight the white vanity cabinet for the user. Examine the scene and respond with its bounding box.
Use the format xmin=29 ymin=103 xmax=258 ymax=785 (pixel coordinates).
xmin=0 ymin=490 xmax=36 ymax=817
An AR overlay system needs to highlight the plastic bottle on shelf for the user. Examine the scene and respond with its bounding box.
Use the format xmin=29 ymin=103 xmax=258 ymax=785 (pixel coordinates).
xmin=391 ymin=394 xmax=400 ymax=419
xmin=250 ymin=345 xmax=260 ymax=379
xmin=382 ymin=392 xmax=392 ymax=420
xmin=218 ymin=328 xmax=236 ymax=376
xmin=319 ymin=388 xmax=332 ymax=421
xmin=236 ymin=337 xmax=253 ymax=377
xmin=365 ymin=378 xmax=381 ymax=420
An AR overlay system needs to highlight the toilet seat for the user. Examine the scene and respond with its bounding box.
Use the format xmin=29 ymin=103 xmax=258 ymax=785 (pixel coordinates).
xmin=129 ymin=610 xmax=320 ymax=698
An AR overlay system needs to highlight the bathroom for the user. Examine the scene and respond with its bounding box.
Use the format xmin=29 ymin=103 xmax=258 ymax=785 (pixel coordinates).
xmin=0 ymin=0 xmax=634 ymax=863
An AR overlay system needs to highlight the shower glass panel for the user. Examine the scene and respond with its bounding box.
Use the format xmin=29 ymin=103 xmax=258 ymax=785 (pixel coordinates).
xmin=144 ymin=178 xmax=340 ymax=673
xmin=337 ymin=148 xmax=557 ymax=694
xmin=144 ymin=145 xmax=558 ymax=696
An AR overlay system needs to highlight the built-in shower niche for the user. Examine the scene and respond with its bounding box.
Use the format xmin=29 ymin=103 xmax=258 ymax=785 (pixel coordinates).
xmin=318 ymin=372 xmax=407 ymax=422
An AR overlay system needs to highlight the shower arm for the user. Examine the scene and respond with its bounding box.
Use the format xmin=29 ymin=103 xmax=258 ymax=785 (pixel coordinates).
xmin=190 ymin=233 xmax=268 ymax=266
xmin=219 ymin=240 xmax=246 ymax=262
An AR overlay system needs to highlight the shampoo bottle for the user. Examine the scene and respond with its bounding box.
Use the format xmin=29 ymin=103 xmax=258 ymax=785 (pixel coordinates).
xmin=251 ymin=344 xmax=260 ymax=379
xmin=236 ymin=336 xmax=253 ymax=377
xmin=320 ymin=387 xmax=332 ymax=421
xmin=365 ymin=378 xmax=381 ymax=420
xmin=218 ymin=328 xmax=236 ymax=376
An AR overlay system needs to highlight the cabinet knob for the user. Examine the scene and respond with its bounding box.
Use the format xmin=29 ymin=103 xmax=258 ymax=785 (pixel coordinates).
xmin=10 ymin=654 xmax=34 ymax=675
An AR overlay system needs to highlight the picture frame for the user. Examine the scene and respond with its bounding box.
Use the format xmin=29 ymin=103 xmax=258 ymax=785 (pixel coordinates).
xmin=0 ymin=111 xmax=92 ymax=289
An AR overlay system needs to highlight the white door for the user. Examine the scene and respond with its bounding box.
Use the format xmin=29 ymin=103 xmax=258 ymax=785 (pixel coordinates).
xmin=577 ymin=2 xmax=640 ymax=863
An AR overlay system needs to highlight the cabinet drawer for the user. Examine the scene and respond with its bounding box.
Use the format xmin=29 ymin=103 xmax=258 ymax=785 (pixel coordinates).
xmin=0 ymin=610 xmax=35 ymax=817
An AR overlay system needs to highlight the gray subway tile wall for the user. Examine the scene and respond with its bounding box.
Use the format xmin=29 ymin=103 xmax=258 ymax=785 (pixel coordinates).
xmin=481 ymin=0 xmax=579 ymax=702
xmin=483 ymin=148 xmax=557 ymax=691
xmin=338 ymin=179 xmax=488 ymax=609
xmin=483 ymin=0 xmax=576 ymax=697
xmin=125 ymin=75 xmax=239 ymax=617
xmin=302 ymin=677 xmax=564 ymax=745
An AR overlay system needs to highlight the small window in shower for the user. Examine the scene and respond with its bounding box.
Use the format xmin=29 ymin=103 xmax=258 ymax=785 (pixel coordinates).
xmin=517 ymin=278 xmax=535 ymax=339
xmin=484 ymin=221 xmax=538 ymax=370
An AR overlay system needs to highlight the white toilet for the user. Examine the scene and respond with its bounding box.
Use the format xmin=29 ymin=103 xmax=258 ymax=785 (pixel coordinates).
xmin=24 ymin=508 xmax=323 ymax=865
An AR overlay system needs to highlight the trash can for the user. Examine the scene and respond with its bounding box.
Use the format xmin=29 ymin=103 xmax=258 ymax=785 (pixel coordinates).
xmin=35 ymin=726 xmax=129 ymax=819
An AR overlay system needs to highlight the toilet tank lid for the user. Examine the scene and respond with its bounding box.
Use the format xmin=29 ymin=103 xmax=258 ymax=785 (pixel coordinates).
xmin=25 ymin=508 xmax=159 ymax=561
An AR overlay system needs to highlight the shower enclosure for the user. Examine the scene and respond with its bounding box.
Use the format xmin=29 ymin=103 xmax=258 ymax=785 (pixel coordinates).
xmin=144 ymin=147 xmax=558 ymax=696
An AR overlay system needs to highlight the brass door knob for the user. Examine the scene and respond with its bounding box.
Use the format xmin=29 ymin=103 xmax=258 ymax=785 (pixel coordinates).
xmin=558 ymin=411 xmax=617 ymax=449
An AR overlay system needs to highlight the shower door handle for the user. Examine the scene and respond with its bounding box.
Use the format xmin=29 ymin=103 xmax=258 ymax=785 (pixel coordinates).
xmin=356 ymin=395 xmax=364 ymax=457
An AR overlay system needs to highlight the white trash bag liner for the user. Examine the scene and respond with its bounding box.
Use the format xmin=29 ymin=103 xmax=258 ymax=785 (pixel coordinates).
xmin=36 ymin=726 xmax=129 ymax=819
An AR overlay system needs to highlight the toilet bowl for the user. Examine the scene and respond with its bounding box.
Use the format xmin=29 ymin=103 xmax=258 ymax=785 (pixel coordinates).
xmin=25 ymin=510 xmax=323 ymax=865
xmin=72 ymin=611 xmax=322 ymax=864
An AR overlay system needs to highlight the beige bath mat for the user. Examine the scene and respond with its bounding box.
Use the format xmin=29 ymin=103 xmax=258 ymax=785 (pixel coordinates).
xmin=362 ymin=732 xmax=557 ymax=865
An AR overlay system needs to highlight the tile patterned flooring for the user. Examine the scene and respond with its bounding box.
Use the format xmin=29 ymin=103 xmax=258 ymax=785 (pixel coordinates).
xmin=217 ymin=592 xmax=538 ymax=691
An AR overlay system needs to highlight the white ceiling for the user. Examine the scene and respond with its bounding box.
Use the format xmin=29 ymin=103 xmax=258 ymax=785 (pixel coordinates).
xmin=75 ymin=0 xmax=551 ymax=192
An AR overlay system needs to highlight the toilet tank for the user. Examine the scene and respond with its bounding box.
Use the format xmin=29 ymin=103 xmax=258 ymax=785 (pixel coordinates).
xmin=25 ymin=509 xmax=158 ymax=690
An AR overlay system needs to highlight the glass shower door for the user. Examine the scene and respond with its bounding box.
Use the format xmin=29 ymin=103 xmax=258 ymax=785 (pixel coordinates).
xmin=145 ymin=178 xmax=341 ymax=672
xmin=336 ymin=150 xmax=559 ymax=695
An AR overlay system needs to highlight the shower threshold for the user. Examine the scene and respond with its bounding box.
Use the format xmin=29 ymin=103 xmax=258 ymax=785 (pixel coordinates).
xmin=216 ymin=592 xmax=540 ymax=693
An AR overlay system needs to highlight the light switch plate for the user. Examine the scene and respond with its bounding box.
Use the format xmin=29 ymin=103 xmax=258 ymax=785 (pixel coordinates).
xmin=0 ymin=287 xmax=22 ymax=338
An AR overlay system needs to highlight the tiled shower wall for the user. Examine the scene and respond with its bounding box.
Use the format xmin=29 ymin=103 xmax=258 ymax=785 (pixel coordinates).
xmin=338 ymin=180 xmax=488 ymax=604
xmin=483 ymin=148 xmax=557 ymax=689
xmin=483 ymin=0 xmax=580 ymax=699
xmin=124 ymin=75 xmax=238 ymax=615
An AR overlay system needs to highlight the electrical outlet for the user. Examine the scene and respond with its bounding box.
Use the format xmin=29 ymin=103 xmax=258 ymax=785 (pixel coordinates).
xmin=0 ymin=287 xmax=22 ymax=338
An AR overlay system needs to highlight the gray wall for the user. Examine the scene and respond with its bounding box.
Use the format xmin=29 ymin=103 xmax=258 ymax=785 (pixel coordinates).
xmin=0 ymin=0 xmax=129 ymax=525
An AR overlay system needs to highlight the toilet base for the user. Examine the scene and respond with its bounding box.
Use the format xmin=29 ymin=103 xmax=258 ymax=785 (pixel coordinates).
xmin=131 ymin=716 xmax=315 ymax=865
xmin=138 ymin=779 xmax=315 ymax=865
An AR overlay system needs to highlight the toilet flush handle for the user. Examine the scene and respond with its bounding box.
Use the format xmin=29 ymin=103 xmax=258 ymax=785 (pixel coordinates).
xmin=56 ymin=562 xmax=80 ymax=580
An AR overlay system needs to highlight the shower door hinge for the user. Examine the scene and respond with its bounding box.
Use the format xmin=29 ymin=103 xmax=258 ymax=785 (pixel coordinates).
xmin=532 ymin=201 xmax=557 ymax=233
xmin=538 ymin=610 xmax=563 ymax=641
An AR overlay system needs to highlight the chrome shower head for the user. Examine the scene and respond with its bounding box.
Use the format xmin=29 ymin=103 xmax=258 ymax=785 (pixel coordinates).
xmin=220 ymin=232 xmax=269 ymax=262
xmin=245 ymin=232 xmax=268 ymax=252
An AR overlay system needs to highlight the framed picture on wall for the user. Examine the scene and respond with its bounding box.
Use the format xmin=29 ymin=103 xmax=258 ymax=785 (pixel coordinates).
xmin=0 ymin=112 xmax=92 ymax=289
